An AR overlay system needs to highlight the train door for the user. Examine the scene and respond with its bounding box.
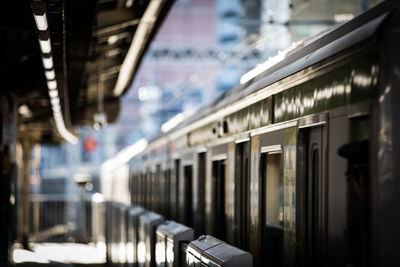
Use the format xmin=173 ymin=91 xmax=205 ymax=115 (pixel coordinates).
xmin=344 ymin=115 xmax=371 ymax=267
xmin=254 ymin=127 xmax=295 ymax=267
xmin=307 ymin=126 xmax=325 ymax=267
xmin=155 ymin=164 xmax=162 ymax=214
xmin=139 ymin=171 xmax=144 ymax=207
xmin=150 ymin=168 xmax=156 ymax=211
xmin=205 ymin=144 xmax=227 ymax=240
xmin=163 ymin=168 xmax=171 ymax=219
xmin=297 ymin=119 xmax=328 ymax=267
xmin=130 ymin=172 xmax=135 ymax=205
xmin=144 ymin=168 xmax=150 ymax=209
xmin=234 ymin=140 xmax=250 ymax=250
xmin=260 ymin=145 xmax=284 ymax=267
xmin=143 ymin=169 xmax=150 ymax=209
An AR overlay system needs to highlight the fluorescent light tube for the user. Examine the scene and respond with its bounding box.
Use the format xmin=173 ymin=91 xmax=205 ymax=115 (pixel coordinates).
xmin=47 ymin=80 xmax=57 ymax=90
xmin=39 ymin=39 xmax=51 ymax=54
xmin=51 ymin=97 xmax=60 ymax=106
xmin=45 ymin=70 xmax=55 ymax=80
xmin=49 ymin=89 xmax=58 ymax=98
xmin=34 ymin=13 xmax=48 ymax=31
xmin=42 ymin=57 xmax=53 ymax=69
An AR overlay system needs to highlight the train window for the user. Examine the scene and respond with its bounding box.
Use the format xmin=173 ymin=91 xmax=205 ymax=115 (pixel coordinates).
xmin=265 ymin=152 xmax=284 ymax=227
xmin=261 ymin=149 xmax=283 ymax=267
xmin=211 ymin=159 xmax=226 ymax=240
xmin=351 ymin=116 xmax=370 ymax=141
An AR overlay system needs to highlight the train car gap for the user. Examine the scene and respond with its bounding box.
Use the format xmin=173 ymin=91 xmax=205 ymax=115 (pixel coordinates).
xmin=234 ymin=141 xmax=250 ymax=250
xmin=193 ymin=152 xmax=206 ymax=236
xmin=183 ymin=165 xmax=193 ymax=227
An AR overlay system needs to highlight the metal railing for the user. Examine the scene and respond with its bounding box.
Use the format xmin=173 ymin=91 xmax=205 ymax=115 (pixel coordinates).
xmin=29 ymin=194 xmax=78 ymax=242
xmin=28 ymin=192 xmax=104 ymax=244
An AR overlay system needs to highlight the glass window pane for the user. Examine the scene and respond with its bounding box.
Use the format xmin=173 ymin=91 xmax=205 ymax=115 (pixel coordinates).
xmin=265 ymin=153 xmax=283 ymax=227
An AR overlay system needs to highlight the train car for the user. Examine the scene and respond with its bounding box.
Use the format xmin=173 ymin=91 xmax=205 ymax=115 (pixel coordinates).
xmin=102 ymin=1 xmax=400 ymax=266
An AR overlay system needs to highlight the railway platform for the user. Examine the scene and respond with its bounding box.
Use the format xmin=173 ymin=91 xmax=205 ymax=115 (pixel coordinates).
xmin=12 ymin=243 xmax=106 ymax=267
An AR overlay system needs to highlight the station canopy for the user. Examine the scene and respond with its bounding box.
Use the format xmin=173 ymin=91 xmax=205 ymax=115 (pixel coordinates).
xmin=1 ymin=0 xmax=174 ymax=143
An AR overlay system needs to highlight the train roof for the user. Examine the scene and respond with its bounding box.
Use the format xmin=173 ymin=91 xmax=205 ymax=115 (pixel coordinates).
xmin=150 ymin=0 xmax=398 ymax=147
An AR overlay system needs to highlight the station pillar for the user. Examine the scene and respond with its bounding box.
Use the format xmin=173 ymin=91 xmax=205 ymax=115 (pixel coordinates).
xmin=0 ymin=94 xmax=17 ymax=265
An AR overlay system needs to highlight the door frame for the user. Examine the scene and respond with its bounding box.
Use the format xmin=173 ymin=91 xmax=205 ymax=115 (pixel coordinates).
xmin=296 ymin=113 xmax=328 ymax=267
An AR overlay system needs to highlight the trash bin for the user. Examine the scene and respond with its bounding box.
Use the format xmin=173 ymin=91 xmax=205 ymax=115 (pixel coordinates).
xmin=118 ymin=203 xmax=129 ymax=266
xmin=127 ymin=205 xmax=146 ymax=267
xmin=138 ymin=211 xmax=164 ymax=267
xmin=186 ymin=235 xmax=252 ymax=267
xmin=156 ymin=220 xmax=194 ymax=267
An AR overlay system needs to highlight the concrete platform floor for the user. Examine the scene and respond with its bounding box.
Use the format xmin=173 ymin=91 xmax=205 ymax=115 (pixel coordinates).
xmin=12 ymin=243 xmax=106 ymax=267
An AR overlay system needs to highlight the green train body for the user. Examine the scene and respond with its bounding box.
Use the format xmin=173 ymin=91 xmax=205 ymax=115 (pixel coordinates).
xmin=101 ymin=1 xmax=400 ymax=266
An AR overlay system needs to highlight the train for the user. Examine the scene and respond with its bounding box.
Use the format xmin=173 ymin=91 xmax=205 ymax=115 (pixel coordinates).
xmin=100 ymin=1 xmax=400 ymax=266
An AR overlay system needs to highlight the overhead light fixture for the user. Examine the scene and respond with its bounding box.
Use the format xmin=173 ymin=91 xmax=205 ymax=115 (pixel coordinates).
xmin=52 ymin=105 xmax=61 ymax=114
xmin=47 ymin=80 xmax=57 ymax=90
xmin=53 ymin=104 xmax=61 ymax=112
xmin=45 ymin=70 xmax=55 ymax=80
xmin=54 ymin=113 xmax=63 ymax=122
xmin=39 ymin=39 xmax=51 ymax=53
xmin=105 ymin=48 xmax=122 ymax=58
xmin=126 ymin=0 xmax=134 ymax=8
xmin=50 ymin=97 xmax=60 ymax=107
xmin=33 ymin=13 xmax=48 ymax=31
xmin=53 ymin=110 xmax=62 ymax=118
xmin=107 ymin=35 xmax=119 ymax=45
xmin=48 ymin=89 xmax=58 ymax=98
xmin=52 ymin=105 xmax=62 ymax=115
xmin=32 ymin=0 xmax=78 ymax=145
xmin=18 ymin=105 xmax=33 ymax=118
xmin=42 ymin=56 xmax=53 ymax=69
